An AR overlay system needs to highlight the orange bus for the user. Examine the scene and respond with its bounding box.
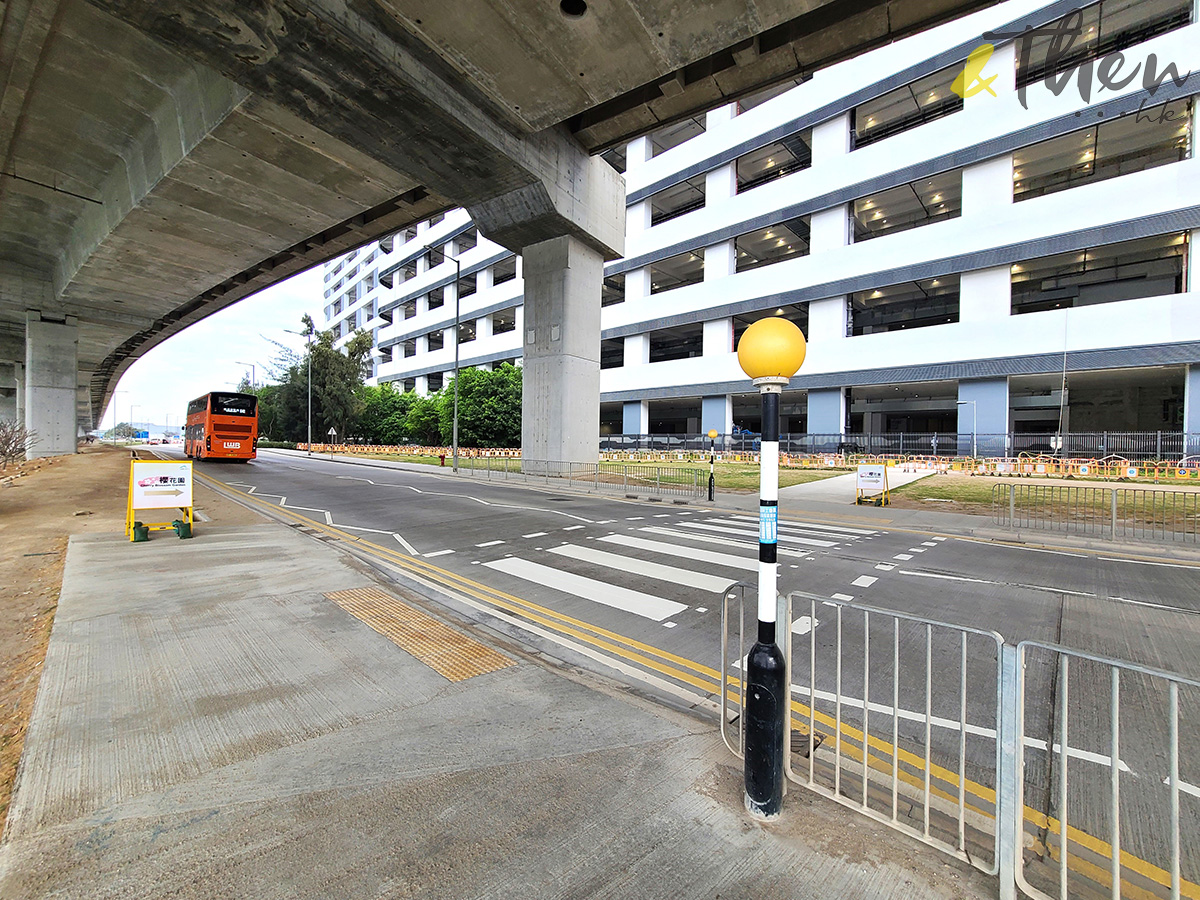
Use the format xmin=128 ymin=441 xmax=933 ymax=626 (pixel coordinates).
xmin=184 ymin=391 xmax=258 ymax=461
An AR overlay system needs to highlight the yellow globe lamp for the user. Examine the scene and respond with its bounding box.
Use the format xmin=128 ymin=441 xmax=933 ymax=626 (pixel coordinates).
xmin=707 ymin=429 xmax=718 ymax=440
xmin=737 ymin=317 xmax=806 ymax=385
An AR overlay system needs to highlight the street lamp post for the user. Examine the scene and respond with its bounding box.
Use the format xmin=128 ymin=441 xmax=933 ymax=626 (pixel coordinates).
xmin=425 ymin=243 xmax=461 ymax=472
xmin=235 ymin=361 xmax=256 ymax=388
xmin=735 ymin=316 xmax=807 ymax=821
xmin=108 ymin=390 xmax=127 ymax=443
xmin=130 ymin=404 xmax=140 ymax=443
xmin=956 ymin=399 xmax=977 ymax=459
xmin=284 ymin=325 xmax=314 ymax=455
xmin=707 ymin=428 xmax=718 ymax=502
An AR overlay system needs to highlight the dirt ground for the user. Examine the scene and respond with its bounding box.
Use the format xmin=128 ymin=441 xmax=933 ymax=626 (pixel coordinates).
xmin=0 ymin=444 xmax=264 ymax=839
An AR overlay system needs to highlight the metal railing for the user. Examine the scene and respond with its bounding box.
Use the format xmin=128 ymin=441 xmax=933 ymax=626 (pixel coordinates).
xmin=452 ymin=456 xmax=705 ymax=500
xmin=602 ymin=432 xmax=1200 ymax=461
xmin=719 ymin=594 xmax=1200 ymax=899
xmin=992 ymin=483 xmax=1200 ymax=543
xmin=1015 ymin=642 xmax=1200 ymax=900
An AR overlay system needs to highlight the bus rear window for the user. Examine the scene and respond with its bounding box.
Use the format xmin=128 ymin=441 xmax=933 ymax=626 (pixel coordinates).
xmin=211 ymin=394 xmax=257 ymax=417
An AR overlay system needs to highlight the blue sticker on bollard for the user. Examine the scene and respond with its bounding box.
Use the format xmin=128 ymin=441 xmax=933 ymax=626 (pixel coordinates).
xmin=760 ymin=505 xmax=777 ymax=543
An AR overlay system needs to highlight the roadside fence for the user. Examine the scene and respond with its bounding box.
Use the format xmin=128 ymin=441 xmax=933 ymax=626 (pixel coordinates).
xmin=453 ymin=456 xmax=705 ymax=500
xmin=992 ymin=483 xmax=1200 ymax=543
xmin=720 ymin=591 xmax=1200 ymax=899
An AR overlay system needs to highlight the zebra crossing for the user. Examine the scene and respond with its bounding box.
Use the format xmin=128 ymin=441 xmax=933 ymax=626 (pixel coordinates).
xmin=477 ymin=513 xmax=880 ymax=625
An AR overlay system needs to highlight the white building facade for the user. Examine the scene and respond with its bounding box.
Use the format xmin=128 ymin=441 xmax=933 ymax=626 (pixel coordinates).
xmin=323 ymin=0 xmax=1200 ymax=456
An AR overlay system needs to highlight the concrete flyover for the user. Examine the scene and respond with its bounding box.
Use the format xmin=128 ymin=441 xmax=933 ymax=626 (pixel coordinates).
xmin=0 ymin=0 xmax=990 ymax=457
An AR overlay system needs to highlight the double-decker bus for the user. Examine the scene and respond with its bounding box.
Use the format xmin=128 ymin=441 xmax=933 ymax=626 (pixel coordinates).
xmin=184 ymin=392 xmax=258 ymax=461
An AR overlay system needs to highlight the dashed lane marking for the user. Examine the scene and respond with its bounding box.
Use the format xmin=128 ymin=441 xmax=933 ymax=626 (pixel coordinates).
xmin=851 ymin=575 xmax=877 ymax=588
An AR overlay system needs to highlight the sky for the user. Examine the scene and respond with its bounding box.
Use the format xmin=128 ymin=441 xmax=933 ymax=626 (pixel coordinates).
xmin=105 ymin=265 xmax=325 ymax=433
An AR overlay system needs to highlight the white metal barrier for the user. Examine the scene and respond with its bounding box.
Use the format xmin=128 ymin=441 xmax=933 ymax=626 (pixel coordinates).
xmin=720 ymin=592 xmax=1200 ymax=899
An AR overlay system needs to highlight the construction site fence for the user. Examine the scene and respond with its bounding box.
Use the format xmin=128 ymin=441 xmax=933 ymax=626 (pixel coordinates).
xmin=992 ymin=482 xmax=1200 ymax=542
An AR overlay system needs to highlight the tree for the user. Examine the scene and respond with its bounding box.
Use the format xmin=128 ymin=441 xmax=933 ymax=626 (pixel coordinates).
xmin=105 ymin=422 xmax=139 ymax=439
xmin=356 ymin=383 xmax=416 ymax=444
xmin=438 ymin=364 xmax=521 ymax=447
xmin=405 ymin=395 xmax=442 ymax=446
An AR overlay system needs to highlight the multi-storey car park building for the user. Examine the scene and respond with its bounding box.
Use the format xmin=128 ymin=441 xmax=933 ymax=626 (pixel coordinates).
xmin=322 ymin=0 xmax=1200 ymax=457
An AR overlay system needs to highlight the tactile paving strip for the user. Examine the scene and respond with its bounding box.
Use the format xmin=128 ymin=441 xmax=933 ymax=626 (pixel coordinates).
xmin=324 ymin=587 xmax=514 ymax=682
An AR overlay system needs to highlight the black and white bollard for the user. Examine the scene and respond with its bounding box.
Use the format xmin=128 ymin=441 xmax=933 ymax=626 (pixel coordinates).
xmin=735 ymin=317 xmax=807 ymax=821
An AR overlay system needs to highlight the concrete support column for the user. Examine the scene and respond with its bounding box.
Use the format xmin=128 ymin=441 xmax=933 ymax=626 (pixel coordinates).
xmin=476 ymin=315 xmax=493 ymax=340
xmin=702 ymin=394 xmax=733 ymax=435
xmin=705 ymin=163 xmax=737 ymax=210
xmin=624 ymin=333 xmax=649 ymax=367
xmin=807 ymin=388 xmax=847 ymax=437
xmin=0 ymin=364 xmax=15 ymax=421
xmin=477 ymin=266 xmax=494 ymax=291
xmin=959 ymin=267 xmax=1012 ymax=322
xmin=703 ymin=318 xmax=734 ymax=356
xmin=623 ymin=400 xmax=649 ymax=435
xmin=705 ymin=102 xmax=737 ymax=131
xmin=704 ymin=239 xmax=736 ymax=282
xmin=625 ymin=267 xmax=651 ymax=301
xmin=1184 ymin=365 xmax=1200 ymax=453
xmin=14 ymin=362 xmax=23 ymax=426
xmin=958 ymin=378 xmax=1010 ymax=456
xmin=25 ymin=312 xmax=79 ymax=458
xmin=416 ymin=374 xmax=429 ymax=395
xmin=520 ymin=234 xmax=603 ymax=465
xmin=808 ymin=295 xmax=849 ymax=343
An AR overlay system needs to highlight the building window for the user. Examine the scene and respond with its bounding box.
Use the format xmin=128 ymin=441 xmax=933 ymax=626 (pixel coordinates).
xmin=850 ymin=276 xmax=960 ymax=335
xmin=853 ymin=64 xmax=964 ymax=149
xmin=455 ymin=229 xmax=477 ymax=253
xmin=402 ymin=300 xmax=417 ymax=320
xmin=492 ymin=256 xmax=517 ymax=285
xmin=734 ymin=305 xmax=808 ymax=347
xmin=736 ymin=131 xmax=812 ymax=193
xmin=428 ymin=372 xmax=444 ymax=391
xmin=402 ymin=378 xmax=416 ymax=392
xmin=1014 ymin=98 xmax=1191 ymax=201
xmin=403 ymin=340 xmax=416 ymax=358
xmin=649 ymin=249 xmax=705 ymax=294
xmin=601 ymin=147 xmax=626 ymax=174
xmin=1016 ymin=0 xmax=1192 ymax=90
xmin=602 ymin=272 xmax=626 ymax=307
xmin=426 ymin=244 xmax=445 ymax=268
xmin=1012 ymin=233 xmax=1186 ymax=314
xmin=649 ymin=116 xmax=705 ymax=157
xmin=458 ymin=320 xmax=476 ymax=344
xmin=457 ymin=273 xmax=477 ymax=300
xmin=853 ymin=171 xmax=962 ymax=241
xmin=649 ymin=322 xmax=704 ymax=363
xmin=428 ymin=212 xmax=445 ymax=227
xmin=736 ymin=77 xmax=811 ymax=114
xmin=428 ymin=331 xmax=444 ymax=352
xmin=649 ymin=174 xmax=706 ymax=225
xmin=492 ymin=308 xmax=516 ymax=335
xmin=601 ymin=337 xmax=624 ymax=369
xmin=428 ymin=287 xmax=444 ymax=311
xmin=736 ymin=219 xmax=811 ymax=272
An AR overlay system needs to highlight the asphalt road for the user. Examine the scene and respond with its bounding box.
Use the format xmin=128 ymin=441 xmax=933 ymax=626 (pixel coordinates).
xmin=171 ymin=448 xmax=1200 ymax=885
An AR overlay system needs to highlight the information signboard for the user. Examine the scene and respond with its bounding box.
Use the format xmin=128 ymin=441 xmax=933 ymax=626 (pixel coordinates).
xmin=130 ymin=461 xmax=193 ymax=509
xmin=855 ymin=464 xmax=889 ymax=506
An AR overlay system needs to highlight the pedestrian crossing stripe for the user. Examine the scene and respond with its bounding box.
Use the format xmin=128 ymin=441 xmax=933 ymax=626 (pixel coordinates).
xmin=679 ymin=521 xmax=837 ymax=548
xmin=549 ymin=543 xmax=736 ymax=592
xmin=483 ymin=557 xmax=687 ymax=621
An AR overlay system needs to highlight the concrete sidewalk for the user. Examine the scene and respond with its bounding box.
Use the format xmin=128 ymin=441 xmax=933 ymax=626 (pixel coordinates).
xmin=0 ymin=521 xmax=997 ymax=899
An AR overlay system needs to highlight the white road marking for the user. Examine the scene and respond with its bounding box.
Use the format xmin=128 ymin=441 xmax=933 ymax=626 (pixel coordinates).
xmin=653 ymin=514 xmax=670 ymax=518
xmin=875 ymin=564 xmax=896 ymax=571
xmin=563 ymin=525 xmax=584 ymax=531
xmin=1164 ymin=776 xmax=1200 ymax=799
xmin=921 ymin=541 xmax=937 ymax=547
xmin=640 ymin=526 xmax=810 ymax=558
xmin=907 ymin=547 xmax=926 ymax=553
xmin=898 ymin=570 xmax=1097 ymax=598
xmin=483 ymin=558 xmax=687 ymax=621
xmin=626 ymin=517 xmax=645 ymax=521
xmin=596 ymin=520 xmax=616 ymax=525
xmin=831 ymin=593 xmax=854 ymax=601
xmin=851 ymin=575 xmax=877 ymax=588
xmin=894 ymin=554 xmax=913 ymax=561
xmin=696 ymin=607 xmax=708 ymax=613
xmin=791 ymin=615 xmax=818 ymax=635
xmin=680 ymin=521 xmax=837 ymax=548
xmin=1099 ymin=557 xmax=1200 ymax=570
xmin=476 ymin=540 xmax=505 ymax=547
xmin=523 ymin=532 xmax=548 ymax=538
xmin=600 ymin=534 xmax=757 ymax=572
xmin=549 ymin=544 xmax=735 ymax=592
xmin=392 ymin=533 xmax=419 ymax=556
xmin=663 ymin=622 xmax=677 ymax=628
xmin=932 ymin=537 xmax=947 ymax=542
xmin=324 ymin=511 xmax=333 ymax=525
xmin=725 ymin=514 xmax=878 ymax=535
xmin=424 ymin=549 xmax=454 ymax=558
